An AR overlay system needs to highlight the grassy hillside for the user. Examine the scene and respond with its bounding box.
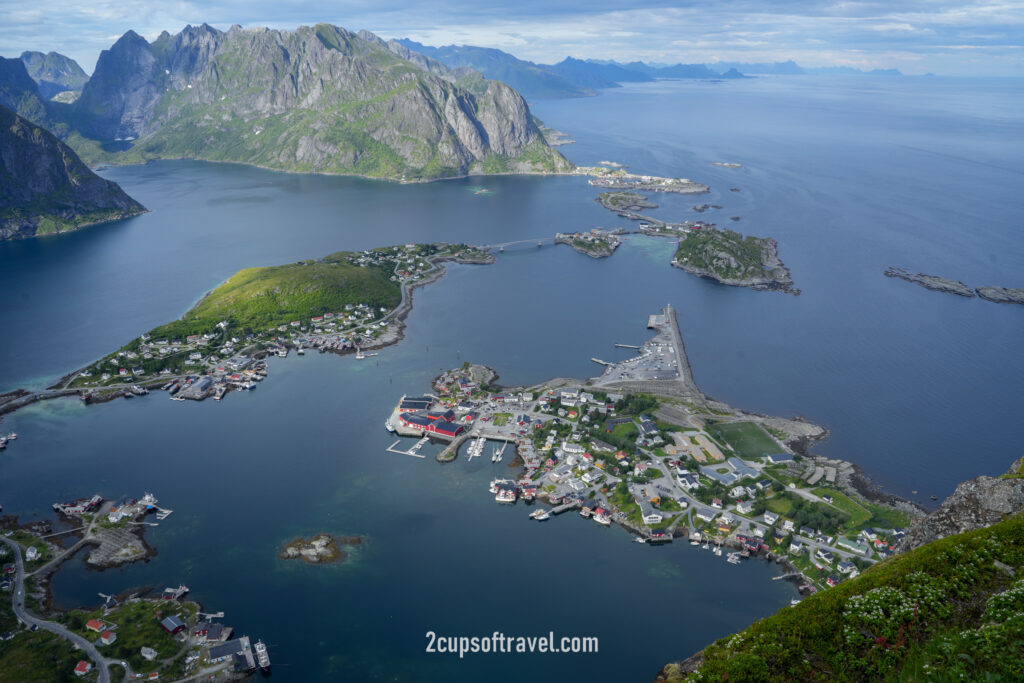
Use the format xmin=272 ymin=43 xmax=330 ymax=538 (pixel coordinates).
xmin=658 ymin=513 xmax=1024 ymax=682
xmin=146 ymin=253 xmax=399 ymax=342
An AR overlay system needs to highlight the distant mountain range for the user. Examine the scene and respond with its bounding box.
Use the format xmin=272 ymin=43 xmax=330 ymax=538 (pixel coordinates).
xmin=396 ymin=42 xmax=902 ymax=99
xmin=0 ymin=104 xmax=145 ymax=241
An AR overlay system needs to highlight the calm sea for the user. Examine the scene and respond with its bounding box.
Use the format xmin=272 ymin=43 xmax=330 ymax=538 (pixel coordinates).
xmin=0 ymin=75 xmax=1022 ymax=681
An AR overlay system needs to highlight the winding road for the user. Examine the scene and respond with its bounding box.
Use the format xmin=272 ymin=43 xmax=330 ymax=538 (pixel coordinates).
xmin=0 ymin=534 xmax=111 ymax=683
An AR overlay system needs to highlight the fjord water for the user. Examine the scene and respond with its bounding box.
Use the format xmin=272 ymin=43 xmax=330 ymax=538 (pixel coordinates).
xmin=0 ymin=76 xmax=1022 ymax=680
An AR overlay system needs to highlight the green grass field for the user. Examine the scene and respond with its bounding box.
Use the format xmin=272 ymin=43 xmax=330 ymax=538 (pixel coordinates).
xmin=766 ymin=495 xmax=794 ymax=516
xmin=711 ymin=422 xmax=780 ymax=460
xmin=491 ymin=413 xmax=512 ymax=426
xmin=814 ymin=487 xmax=871 ymax=529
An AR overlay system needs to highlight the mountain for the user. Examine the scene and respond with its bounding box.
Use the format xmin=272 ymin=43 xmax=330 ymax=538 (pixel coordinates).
xmin=620 ymin=61 xmax=719 ymax=79
xmin=543 ymin=57 xmax=652 ymax=89
xmin=69 ymin=23 xmax=569 ymax=180
xmin=0 ymin=104 xmax=145 ymax=241
xmin=396 ymin=40 xmax=594 ymax=99
xmin=709 ymin=60 xmax=806 ymax=75
xmin=19 ymin=51 xmax=89 ymax=98
xmin=0 ymin=57 xmax=50 ymax=123
xmin=0 ymin=56 xmax=74 ymax=135
xmin=655 ymin=459 xmax=1024 ymax=682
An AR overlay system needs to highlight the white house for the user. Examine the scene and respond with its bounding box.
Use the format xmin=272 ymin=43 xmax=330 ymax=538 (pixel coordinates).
xmin=763 ymin=511 xmax=779 ymax=525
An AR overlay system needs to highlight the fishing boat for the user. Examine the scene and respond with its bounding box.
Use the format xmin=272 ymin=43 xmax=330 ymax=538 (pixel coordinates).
xmin=634 ymin=537 xmax=647 ymax=543
xmin=529 ymin=508 xmax=550 ymax=521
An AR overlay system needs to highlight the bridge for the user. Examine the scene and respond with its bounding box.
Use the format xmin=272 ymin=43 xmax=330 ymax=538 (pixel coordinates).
xmin=476 ymin=237 xmax=556 ymax=251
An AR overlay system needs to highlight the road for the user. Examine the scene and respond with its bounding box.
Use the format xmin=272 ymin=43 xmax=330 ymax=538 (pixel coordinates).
xmin=0 ymin=534 xmax=111 ymax=683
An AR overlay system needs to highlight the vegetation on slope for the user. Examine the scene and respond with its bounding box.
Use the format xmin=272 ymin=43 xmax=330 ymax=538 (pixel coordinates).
xmin=657 ymin=513 xmax=1024 ymax=682
xmin=145 ymin=253 xmax=400 ymax=342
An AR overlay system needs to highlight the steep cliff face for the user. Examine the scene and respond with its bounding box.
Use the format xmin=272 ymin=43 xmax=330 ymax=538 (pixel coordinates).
xmin=19 ymin=51 xmax=88 ymax=98
xmin=897 ymin=457 xmax=1024 ymax=552
xmin=0 ymin=104 xmax=146 ymax=240
xmin=0 ymin=57 xmax=49 ymax=122
xmin=71 ymin=23 xmax=570 ymax=179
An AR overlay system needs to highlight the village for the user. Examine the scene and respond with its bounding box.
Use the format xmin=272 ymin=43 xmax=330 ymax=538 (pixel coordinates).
xmin=2 ymin=492 xmax=271 ymax=681
xmin=60 ymin=243 xmax=492 ymax=406
xmin=384 ymin=308 xmax=912 ymax=596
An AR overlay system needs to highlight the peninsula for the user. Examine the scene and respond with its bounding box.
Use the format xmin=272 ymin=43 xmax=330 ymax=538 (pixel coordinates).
xmin=385 ymin=305 xmax=919 ymax=599
xmin=0 ymin=243 xmax=492 ymax=415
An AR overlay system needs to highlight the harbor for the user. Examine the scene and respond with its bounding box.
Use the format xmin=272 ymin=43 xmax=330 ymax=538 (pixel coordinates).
xmin=382 ymin=305 xmax=913 ymax=593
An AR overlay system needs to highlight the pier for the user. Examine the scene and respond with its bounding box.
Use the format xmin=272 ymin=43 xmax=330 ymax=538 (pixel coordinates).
xmin=614 ymin=343 xmax=640 ymax=349
xmin=591 ymin=358 xmax=612 ymax=366
xmin=385 ymin=439 xmax=427 ymax=459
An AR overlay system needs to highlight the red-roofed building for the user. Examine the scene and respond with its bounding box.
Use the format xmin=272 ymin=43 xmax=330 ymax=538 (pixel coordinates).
xmin=85 ymin=619 xmax=105 ymax=633
xmin=74 ymin=661 xmax=92 ymax=676
xmin=100 ymin=631 xmax=117 ymax=645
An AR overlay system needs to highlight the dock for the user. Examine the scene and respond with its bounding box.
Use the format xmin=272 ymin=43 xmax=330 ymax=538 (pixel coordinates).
xmin=614 ymin=344 xmax=640 ymax=349
xmin=590 ymin=358 xmax=612 ymax=366
xmin=386 ymin=439 xmax=427 ymax=459
xmin=550 ymin=500 xmax=582 ymax=515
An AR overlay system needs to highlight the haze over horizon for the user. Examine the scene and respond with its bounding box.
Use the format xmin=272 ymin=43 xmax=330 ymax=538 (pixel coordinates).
xmin=2 ymin=0 xmax=1023 ymax=78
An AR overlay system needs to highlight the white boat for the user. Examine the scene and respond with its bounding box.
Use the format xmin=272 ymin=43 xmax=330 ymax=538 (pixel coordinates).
xmin=790 ymin=598 xmax=802 ymax=606
xmin=495 ymin=488 xmax=516 ymax=504
xmin=634 ymin=537 xmax=647 ymax=543
xmin=714 ymin=545 xmax=722 ymax=556
xmin=7 ymin=432 xmax=18 ymax=440
xmin=529 ymin=508 xmax=550 ymax=521
xmin=702 ymin=542 xmax=710 ymax=550
xmin=254 ymin=639 xmax=270 ymax=671
xmin=385 ymin=421 xmax=396 ymax=433
xmin=277 ymin=348 xmax=287 ymax=358
xmin=593 ymin=510 xmax=611 ymax=526
xmin=296 ymin=346 xmax=305 ymax=355
xmin=689 ymin=539 xmax=699 ymax=546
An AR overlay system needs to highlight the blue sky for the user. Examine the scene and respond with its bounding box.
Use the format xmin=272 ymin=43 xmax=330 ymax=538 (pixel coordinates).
xmin=2 ymin=0 xmax=1022 ymax=76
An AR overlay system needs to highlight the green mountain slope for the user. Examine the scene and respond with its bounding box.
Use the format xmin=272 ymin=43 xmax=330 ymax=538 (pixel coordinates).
xmin=657 ymin=494 xmax=1024 ymax=681
xmin=0 ymin=104 xmax=145 ymax=240
xmin=69 ymin=23 xmax=570 ymax=180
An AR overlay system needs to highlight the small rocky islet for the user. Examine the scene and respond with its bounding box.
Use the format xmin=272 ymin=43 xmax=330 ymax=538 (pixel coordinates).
xmin=279 ymin=534 xmax=364 ymax=565
xmin=885 ymin=267 xmax=1024 ymax=304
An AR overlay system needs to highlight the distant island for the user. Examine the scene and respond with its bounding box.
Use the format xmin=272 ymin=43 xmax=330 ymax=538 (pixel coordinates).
xmin=0 ymin=104 xmax=145 ymax=241
xmin=885 ymin=267 xmax=1024 ymax=305
xmin=555 ymin=229 xmax=623 ymax=258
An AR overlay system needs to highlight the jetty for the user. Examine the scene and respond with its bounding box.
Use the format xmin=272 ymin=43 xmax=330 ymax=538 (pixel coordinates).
xmin=386 ymin=439 xmax=427 ymax=459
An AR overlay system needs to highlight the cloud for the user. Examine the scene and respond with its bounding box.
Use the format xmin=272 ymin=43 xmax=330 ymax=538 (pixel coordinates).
xmin=1 ymin=0 xmax=1022 ymax=76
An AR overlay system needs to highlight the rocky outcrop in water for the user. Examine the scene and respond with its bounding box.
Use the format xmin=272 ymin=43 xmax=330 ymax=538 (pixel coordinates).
xmin=884 ymin=267 xmax=975 ymax=297
xmin=897 ymin=458 xmax=1024 ymax=552
xmin=0 ymin=104 xmax=145 ymax=241
xmin=71 ymin=23 xmax=570 ymax=179
xmin=976 ymin=286 xmax=1024 ymax=305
